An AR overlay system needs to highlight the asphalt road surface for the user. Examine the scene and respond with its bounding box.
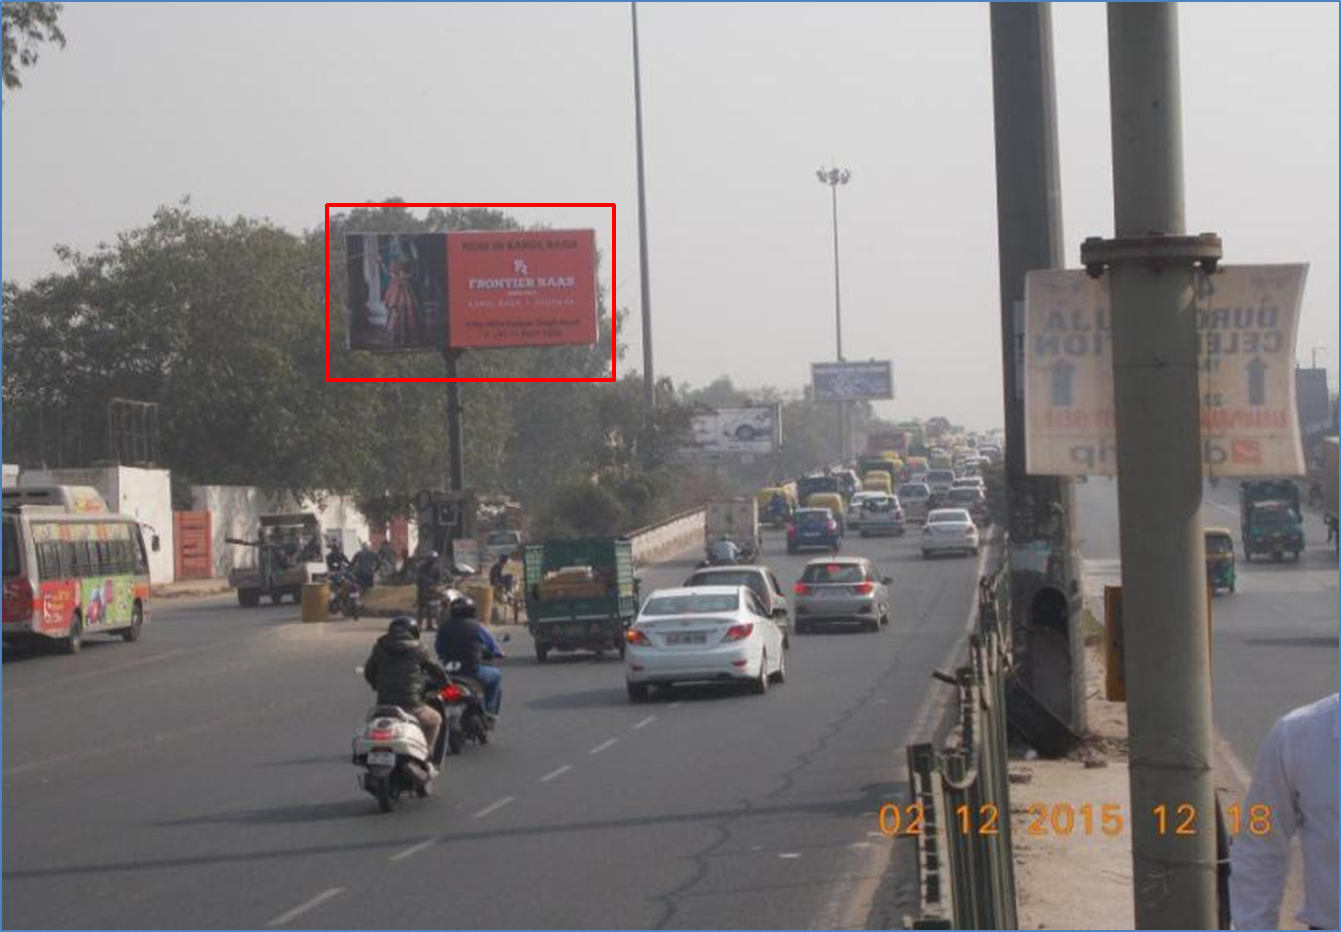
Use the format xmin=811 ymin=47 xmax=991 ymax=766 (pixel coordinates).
xmin=1074 ymin=478 xmax=1339 ymax=772
xmin=3 ymin=525 xmax=985 ymax=929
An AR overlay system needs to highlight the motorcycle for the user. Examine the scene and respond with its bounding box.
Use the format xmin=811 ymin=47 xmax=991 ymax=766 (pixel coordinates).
xmin=327 ymin=570 xmax=363 ymax=619
xmin=421 ymin=564 xmax=476 ymax=632
xmin=440 ymin=634 xmax=510 ymax=754
xmin=351 ymin=684 xmax=449 ymax=813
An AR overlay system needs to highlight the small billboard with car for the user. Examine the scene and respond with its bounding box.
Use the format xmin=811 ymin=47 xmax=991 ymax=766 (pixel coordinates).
xmin=688 ymin=405 xmax=781 ymax=455
xmin=811 ymin=361 xmax=894 ymax=401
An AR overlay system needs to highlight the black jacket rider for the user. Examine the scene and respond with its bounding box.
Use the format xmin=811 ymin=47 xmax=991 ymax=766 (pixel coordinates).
xmin=435 ymin=614 xmax=484 ymax=677
xmin=362 ymin=627 xmax=447 ymax=710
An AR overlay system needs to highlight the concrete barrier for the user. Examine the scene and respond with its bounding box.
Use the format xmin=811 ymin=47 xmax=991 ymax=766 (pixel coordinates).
xmin=627 ymin=507 xmax=705 ymax=567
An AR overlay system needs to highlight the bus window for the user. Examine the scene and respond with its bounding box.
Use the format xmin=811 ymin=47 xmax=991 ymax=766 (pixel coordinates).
xmin=3 ymin=523 xmax=18 ymax=577
xmin=134 ymin=532 xmax=149 ymax=575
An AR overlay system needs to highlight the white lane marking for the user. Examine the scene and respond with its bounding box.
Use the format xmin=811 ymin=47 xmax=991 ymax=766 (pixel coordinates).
xmin=473 ymin=795 xmax=515 ymax=819
xmin=633 ymin=715 xmax=657 ymax=730
xmin=3 ymin=648 xmax=188 ymax=697
xmin=390 ymin=836 xmax=441 ymax=862
xmin=539 ymin=765 xmax=572 ymax=783
xmin=779 ymin=852 xmax=802 ymax=859
xmin=589 ymin=738 xmax=618 ymax=755
xmin=266 ymin=887 xmax=345 ymax=927
xmin=849 ymin=841 xmax=873 ymax=849
xmin=668 ymin=701 xmax=683 ymax=709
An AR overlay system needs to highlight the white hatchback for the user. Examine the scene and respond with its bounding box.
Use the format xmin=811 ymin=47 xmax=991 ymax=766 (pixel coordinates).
xmin=625 ymin=586 xmax=786 ymax=702
xmin=921 ymin=508 xmax=980 ymax=558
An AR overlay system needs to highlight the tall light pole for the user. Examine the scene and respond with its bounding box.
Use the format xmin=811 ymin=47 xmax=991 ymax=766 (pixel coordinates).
xmin=632 ymin=1 xmax=655 ymax=421
xmin=818 ymin=166 xmax=851 ymax=460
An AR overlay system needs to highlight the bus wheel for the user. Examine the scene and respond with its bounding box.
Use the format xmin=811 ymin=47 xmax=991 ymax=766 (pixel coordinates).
xmin=60 ymin=615 xmax=83 ymax=655
xmin=122 ymin=605 xmax=144 ymax=643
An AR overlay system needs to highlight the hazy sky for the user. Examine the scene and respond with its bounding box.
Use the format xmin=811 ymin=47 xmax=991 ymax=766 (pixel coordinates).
xmin=3 ymin=2 xmax=1337 ymax=428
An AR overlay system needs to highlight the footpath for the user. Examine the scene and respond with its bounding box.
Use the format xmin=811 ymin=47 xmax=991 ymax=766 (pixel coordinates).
xmin=1010 ymin=575 xmax=1308 ymax=929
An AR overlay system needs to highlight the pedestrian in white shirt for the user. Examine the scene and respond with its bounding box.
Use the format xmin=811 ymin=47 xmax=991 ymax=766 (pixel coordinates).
xmin=1230 ymin=693 xmax=1339 ymax=930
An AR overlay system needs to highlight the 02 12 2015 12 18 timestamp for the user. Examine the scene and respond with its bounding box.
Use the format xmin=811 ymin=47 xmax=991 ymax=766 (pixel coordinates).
xmin=876 ymin=802 xmax=1274 ymax=838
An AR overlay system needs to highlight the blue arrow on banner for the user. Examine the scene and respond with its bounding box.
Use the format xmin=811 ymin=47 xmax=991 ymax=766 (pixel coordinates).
xmin=1246 ymin=356 xmax=1267 ymax=406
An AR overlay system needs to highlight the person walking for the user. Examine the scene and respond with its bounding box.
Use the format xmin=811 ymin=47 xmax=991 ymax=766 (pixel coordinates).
xmin=1230 ymin=693 xmax=1338 ymax=930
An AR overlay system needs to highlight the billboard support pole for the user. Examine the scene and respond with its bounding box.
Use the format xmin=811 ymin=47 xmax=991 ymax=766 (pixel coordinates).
xmin=1096 ymin=6 xmax=1216 ymax=926
xmin=443 ymin=350 xmax=466 ymax=494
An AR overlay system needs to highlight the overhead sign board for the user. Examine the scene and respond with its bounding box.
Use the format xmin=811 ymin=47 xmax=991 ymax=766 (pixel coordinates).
xmin=811 ymin=361 xmax=894 ymax=402
xmin=1023 ymin=264 xmax=1308 ymax=477
xmin=447 ymin=229 xmax=598 ymax=349
xmin=688 ymin=405 xmax=781 ymax=455
xmin=346 ymin=233 xmax=448 ymax=352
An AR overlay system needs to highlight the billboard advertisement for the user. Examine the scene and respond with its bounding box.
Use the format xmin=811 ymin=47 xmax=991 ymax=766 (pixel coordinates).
xmin=1023 ymin=264 xmax=1308 ymax=477
xmin=688 ymin=405 xmax=781 ymax=455
xmin=345 ymin=233 xmax=447 ymax=352
xmin=1296 ymin=367 xmax=1331 ymax=439
xmin=811 ymin=361 xmax=894 ymax=401
xmin=447 ymin=229 xmax=598 ymax=349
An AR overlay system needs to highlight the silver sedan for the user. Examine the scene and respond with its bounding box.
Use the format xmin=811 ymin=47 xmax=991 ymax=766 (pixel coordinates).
xmin=921 ymin=508 xmax=980 ymax=557
xmin=792 ymin=557 xmax=891 ymax=634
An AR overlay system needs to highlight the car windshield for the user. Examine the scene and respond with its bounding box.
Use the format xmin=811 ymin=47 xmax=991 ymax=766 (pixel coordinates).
xmin=928 ymin=470 xmax=955 ymax=483
xmin=801 ymin=563 xmax=866 ymax=583
xmin=1205 ymin=535 xmax=1233 ymax=554
xmin=690 ymin=572 xmax=764 ymax=598
xmin=929 ymin=510 xmax=971 ymax=524
xmin=898 ymin=484 xmax=927 ymax=497
xmin=797 ymin=511 xmax=830 ymax=525
xmin=948 ymin=489 xmax=979 ymax=503
xmin=642 ymin=593 xmax=739 ymax=616
xmin=863 ymin=498 xmax=894 ymax=512
xmin=1254 ymin=507 xmax=1295 ymax=527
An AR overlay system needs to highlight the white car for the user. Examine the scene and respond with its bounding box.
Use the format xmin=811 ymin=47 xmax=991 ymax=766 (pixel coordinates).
xmin=952 ymin=477 xmax=986 ymax=492
xmin=846 ymin=491 xmax=887 ymax=529
xmin=921 ymin=508 xmax=980 ymax=558
xmin=625 ymin=586 xmax=787 ymax=701
xmin=897 ymin=482 xmax=931 ymax=523
xmin=858 ymin=493 xmax=905 ymax=537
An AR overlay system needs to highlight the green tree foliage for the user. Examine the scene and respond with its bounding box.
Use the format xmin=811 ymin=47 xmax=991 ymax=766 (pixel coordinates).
xmin=2 ymin=2 xmax=64 ymax=92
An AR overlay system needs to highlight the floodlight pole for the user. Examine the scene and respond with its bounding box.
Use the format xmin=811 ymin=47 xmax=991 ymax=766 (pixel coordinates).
xmin=818 ymin=166 xmax=852 ymax=461
xmin=632 ymin=0 xmax=656 ymax=422
xmin=443 ymin=350 xmax=465 ymax=494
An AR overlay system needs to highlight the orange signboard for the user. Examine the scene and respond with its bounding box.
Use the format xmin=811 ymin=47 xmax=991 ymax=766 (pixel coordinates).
xmin=447 ymin=230 xmax=598 ymax=349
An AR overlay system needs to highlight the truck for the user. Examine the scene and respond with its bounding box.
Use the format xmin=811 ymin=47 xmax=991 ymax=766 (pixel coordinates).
xmin=226 ymin=513 xmax=325 ymax=606
xmin=866 ymin=430 xmax=909 ymax=456
xmin=1239 ymin=480 xmax=1305 ymax=562
xmin=704 ymin=498 xmax=761 ymax=562
xmin=522 ymin=538 xmax=638 ymax=662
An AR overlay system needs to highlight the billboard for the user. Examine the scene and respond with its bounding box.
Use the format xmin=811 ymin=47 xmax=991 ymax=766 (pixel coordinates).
xmin=811 ymin=361 xmax=894 ymax=401
xmin=447 ymin=229 xmax=598 ymax=349
xmin=1023 ymin=264 xmax=1308 ymax=477
xmin=688 ymin=405 xmax=781 ymax=455
xmin=1296 ymin=367 xmax=1332 ymax=439
xmin=345 ymin=233 xmax=447 ymax=352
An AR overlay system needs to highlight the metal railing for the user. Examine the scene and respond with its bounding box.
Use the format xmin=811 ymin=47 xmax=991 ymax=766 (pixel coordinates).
xmin=908 ymin=564 xmax=1019 ymax=930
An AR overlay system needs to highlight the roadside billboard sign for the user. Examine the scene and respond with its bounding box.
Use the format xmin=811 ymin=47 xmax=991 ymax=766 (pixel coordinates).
xmin=345 ymin=233 xmax=448 ymax=352
xmin=1023 ymin=264 xmax=1308 ymax=477
xmin=1296 ymin=367 xmax=1331 ymax=439
xmin=447 ymin=229 xmax=598 ymax=349
xmin=811 ymin=361 xmax=894 ymax=402
xmin=688 ymin=405 xmax=781 ymax=455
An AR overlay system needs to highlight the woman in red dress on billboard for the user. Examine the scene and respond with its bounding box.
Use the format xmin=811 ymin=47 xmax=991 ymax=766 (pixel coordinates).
xmin=379 ymin=236 xmax=420 ymax=349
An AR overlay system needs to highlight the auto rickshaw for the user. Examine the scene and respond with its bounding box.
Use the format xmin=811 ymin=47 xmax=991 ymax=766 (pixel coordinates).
xmin=1205 ymin=527 xmax=1236 ymax=595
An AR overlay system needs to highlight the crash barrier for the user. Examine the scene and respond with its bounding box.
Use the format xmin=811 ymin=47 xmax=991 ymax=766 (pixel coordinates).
xmin=626 ymin=507 xmax=706 ymax=567
xmin=906 ymin=565 xmax=1018 ymax=930
xmin=624 ymin=462 xmax=846 ymax=568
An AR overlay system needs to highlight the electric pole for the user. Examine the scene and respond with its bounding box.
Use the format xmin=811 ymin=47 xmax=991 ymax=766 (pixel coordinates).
xmin=1085 ymin=4 xmax=1219 ymax=926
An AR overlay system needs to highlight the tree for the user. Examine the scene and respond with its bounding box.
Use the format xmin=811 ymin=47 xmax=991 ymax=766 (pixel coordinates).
xmin=2 ymin=2 xmax=64 ymax=92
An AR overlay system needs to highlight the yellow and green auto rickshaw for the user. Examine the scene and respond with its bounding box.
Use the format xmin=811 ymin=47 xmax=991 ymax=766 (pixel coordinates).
xmin=1205 ymin=527 xmax=1236 ymax=595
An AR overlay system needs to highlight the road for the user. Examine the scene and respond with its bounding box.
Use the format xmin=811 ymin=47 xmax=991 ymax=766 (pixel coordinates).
xmin=1074 ymin=478 xmax=1339 ymax=771
xmin=3 ymin=526 xmax=985 ymax=929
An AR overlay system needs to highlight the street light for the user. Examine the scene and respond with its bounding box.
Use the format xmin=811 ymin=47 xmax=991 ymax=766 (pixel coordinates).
xmin=818 ymin=166 xmax=852 ymax=460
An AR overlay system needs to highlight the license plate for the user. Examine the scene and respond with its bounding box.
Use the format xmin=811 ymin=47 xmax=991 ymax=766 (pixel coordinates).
xmin=367 ymin=750 xmax=395 ymax=767
xmin=666 ymin=633 xmax=707 ymax=645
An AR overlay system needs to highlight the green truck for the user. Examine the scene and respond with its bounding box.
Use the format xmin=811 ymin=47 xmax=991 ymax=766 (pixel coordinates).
xmin=1240 ymin=480 xmax=1305 ymax=562
xmin=523 ymin=538 xmax=639 ymax=662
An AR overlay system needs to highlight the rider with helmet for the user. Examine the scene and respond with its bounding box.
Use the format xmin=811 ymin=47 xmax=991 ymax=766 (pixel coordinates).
xmin=434 ymin=595 xmax=505 ymax=718
xmin=362 ymin=616 xmax=449 ymax=764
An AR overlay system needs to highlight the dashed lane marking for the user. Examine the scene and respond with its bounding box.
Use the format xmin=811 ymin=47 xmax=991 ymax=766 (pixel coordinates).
xmin=633 ymin=716 xmax=657 ymax=730
xmin=472 ymin=796 xmax=515 ymax=819
xmin=538 ymin=765 xmax=572 ymax=783
xmin=589 ymin=738 xmax=618 ymax=755
xmin=390 ymin=836 xmax=441 ymax=862
xmin=266 ymin=887 xmax=345 ymax=927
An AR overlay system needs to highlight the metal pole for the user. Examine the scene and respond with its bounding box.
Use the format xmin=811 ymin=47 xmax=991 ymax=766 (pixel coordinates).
xmin=631 ymin=1 xmax=655 ymax=418
xmin=444 ymin=350 xmax=465 ymax=493
xmin=1105 ymin=5 xmax=1216 ymax=927
xmin=831 ymin=182 xmax=844 ymax=362
xmin=989 ymin=3 xmax=1084 ymax=730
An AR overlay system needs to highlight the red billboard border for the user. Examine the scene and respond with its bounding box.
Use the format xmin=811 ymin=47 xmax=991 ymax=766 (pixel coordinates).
xmin=324 ymin=202 xmax=617 ymax=383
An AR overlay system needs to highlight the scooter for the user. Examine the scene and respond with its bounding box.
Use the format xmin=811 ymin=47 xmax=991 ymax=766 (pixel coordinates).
xmin=441 ymin=634 xmax=510 ymax=755
xmin=351 ymin=686 xmax=449 ymax=813
xmin=327 ymin=570 xmax=363 ymax=619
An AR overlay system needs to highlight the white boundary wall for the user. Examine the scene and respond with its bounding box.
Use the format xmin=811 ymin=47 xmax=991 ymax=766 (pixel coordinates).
xmin=628 ymin=508 xmax=705 ymax=567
